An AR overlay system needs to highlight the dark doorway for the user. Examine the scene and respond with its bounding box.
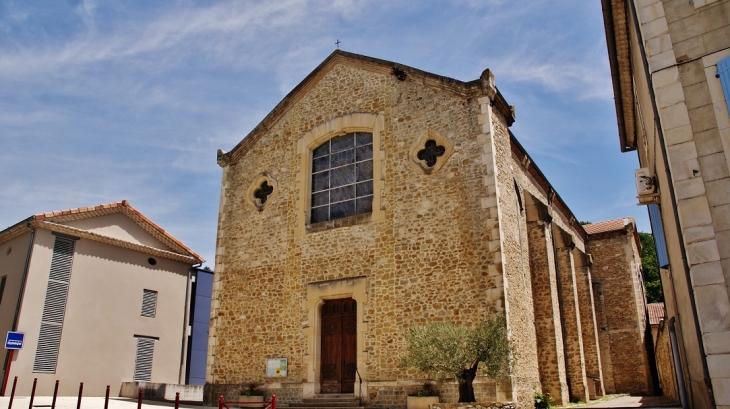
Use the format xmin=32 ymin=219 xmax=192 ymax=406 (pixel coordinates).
xmin=320 ymin=298 xmax=357 ymax=393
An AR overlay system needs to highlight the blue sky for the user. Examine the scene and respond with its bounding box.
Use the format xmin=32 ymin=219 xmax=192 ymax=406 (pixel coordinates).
xmin=0 ymin=0 xmax=647 ymax=268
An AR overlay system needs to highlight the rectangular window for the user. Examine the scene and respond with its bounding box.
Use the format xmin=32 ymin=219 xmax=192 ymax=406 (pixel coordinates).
xmin=133 ymin=336 xmax=156 ymax=381
xmin=33 ymin=235 xmax=76 ymax=373
xmin=141 ymin=289 xmax=157 ymax=318
xmin=648 ymin=204 xmax=670 ymax=269
xmin=0 ymin=275 xmax=6 ymax=305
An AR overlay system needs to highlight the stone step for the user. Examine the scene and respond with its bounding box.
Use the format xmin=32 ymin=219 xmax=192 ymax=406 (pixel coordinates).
xmin=286 ymin=394 xmax=363 ymax=409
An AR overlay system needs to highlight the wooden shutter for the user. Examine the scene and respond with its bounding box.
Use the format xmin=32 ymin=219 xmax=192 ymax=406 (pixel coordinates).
xmin=141 ymin=289 xmax=157 ymax=318
xmin=33 ymin=236 xmax=76 ymax=373
xmin=133 ymin=337 xmax=156 ymax=381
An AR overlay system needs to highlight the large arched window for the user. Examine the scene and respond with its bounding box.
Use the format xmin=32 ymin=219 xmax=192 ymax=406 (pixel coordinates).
xmin=310 ymin=132 xmax=373 ymax=223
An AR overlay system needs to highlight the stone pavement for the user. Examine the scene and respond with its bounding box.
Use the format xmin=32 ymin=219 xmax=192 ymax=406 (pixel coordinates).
xmin=0 ymin=396 xmax=214 ymax=409
xmin=557 ymin=395 xmax=680 ymax=408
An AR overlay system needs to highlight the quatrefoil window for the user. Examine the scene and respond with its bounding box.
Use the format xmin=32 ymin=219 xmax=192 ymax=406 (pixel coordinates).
xmin=417 ymin=140 xmax=446 ymax=168
xmin=409 ymin=130 xmax=454 ymax=174
xmin=246 ymin=172 xmax=278 ymax=211
xmin=254 ymin=181 xmax=274 ymax=205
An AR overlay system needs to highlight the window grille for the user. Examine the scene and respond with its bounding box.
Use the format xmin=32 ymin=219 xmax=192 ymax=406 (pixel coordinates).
xmin=33 ymin=236 xmax=76 ymax=373
xmin=311 ymin=132 xmax=373 ymax=223
xmin=133 ymin=337 xmax=156 ymax=381
xmin=141 ymin=289 xmax=158 ymax=318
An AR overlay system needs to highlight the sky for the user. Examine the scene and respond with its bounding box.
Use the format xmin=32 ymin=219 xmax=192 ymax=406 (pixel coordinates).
xmin=0 ymin=0 xmax=649 ymax=268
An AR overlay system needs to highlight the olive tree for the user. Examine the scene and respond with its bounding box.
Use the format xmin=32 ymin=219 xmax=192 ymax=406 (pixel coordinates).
xmin=401 ymin=315 xmax=511 ymax=402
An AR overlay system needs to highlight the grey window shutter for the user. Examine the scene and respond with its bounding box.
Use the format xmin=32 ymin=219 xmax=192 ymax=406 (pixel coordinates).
xmin=0 ymin=275 xmax=6 ymax=305
xmin=133 ymin=337 xmax=155 ymax=381
xmin=141 ymin=290 xmax=157 ymax=318
xmin=33 ymin=236 xmax=76 ymax=373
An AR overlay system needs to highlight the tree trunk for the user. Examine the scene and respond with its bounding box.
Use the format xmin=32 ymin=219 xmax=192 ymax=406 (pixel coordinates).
xmin=457 ymin=365 xmax=479 ymax=402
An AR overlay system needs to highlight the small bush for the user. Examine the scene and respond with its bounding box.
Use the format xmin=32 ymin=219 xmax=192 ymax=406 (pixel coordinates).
xmin=534 ymin=389 xmax=552 ymax=409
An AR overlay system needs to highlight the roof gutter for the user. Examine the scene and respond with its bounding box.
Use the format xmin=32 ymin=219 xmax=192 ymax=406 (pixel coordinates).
xmin=600 ymin=0 xmax=635 ymax=152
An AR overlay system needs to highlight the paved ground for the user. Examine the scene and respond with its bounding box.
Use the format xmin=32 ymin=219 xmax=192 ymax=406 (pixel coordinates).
xmin=556 ymin=395 xmax=681 ymax=408
xmin=0 ymin=396 xmax=213 ymax=409
xmin=1 ymin=394 xmax=680 ymax=409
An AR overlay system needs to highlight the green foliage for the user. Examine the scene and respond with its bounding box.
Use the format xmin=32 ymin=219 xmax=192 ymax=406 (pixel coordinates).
xmin=579 ymin=221 xmax=592 ymax=225
xmin=534 ymin=389 xmax=552 ymax=409
xmin=639 ymin=232 xmax=664 ymax=303
xmin=400 ymin=315 xmax=511 ymax=382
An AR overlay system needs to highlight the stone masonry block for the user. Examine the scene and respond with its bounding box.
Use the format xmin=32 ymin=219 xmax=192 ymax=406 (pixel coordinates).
xmin=638 ymin=2 xmax=665 ymax=23
xmin=683 ymin=225 xmax=716 ymax=244
xmin=706 ymin=178 xmax=730 ymax=206
xmin=674 ymin=177 xmax=705 ymax=200
xmin=660 ymin=103 xmax=691 ymax=130
xmin=690 ymin=261 xmax=726 ymax=287
xmin=664 ymin=124 xmax=693 ymax=146
xmin=687 ymin=239 xmax=721 ymax=265
xmin=653 ymin=66 xmax=680 ymax=89
xmin=656 ymin=80 xmax=685 ymax=109
xmin=671 ymin=157 xmax=700 ymax=181
xmin=649 ymin=49 xmax=678 ymax=72
xmin=699 ymin=153 xmax=730 ymax=182
xmin=678 ymin=196 xmax=713 ymax=228
xmin=694 ymin=283 xmax=730 ymax=333
xmin=708 ymin=354 xmax=730 ymax=378
xmin=668 ymin=141 xmax=699 ymax=163
xmin=715 ymin=230 xmax=730 ymax=259
xmin=714 ymin=377 xmax=730 ymax=406
xmin=711 ymin=203 xmax=730 ymax=232
xmin=704 ymin=331 xmax=730 ymax=354
xmin=641 ymin=15 xmax=670 ymax=41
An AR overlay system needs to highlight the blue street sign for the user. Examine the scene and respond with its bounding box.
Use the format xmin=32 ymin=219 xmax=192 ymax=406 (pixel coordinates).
xmin=5 ymin=332 xmax=24 ymax=350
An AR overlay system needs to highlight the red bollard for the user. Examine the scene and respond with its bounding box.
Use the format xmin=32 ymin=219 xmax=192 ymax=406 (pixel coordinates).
xmin=52 ymin=380 xmax=59 ymax=409
xmin=76 ymin=382 xmax=84 ymax=409
xmin=104 ymin=385 xmax=111 ymax=409
xmin=8 ymin=377 xmax=18 ymax=409
xmin=218 ymin=395 xmax=224 ymax=409
xmin=271 ymin=394 xmax=276 ymax=409
xmin=138 ymin=388 xmax=143 ymax=409
xmin=174 ymin=392 xmax=180 ymax=409
xmin=28 ymin=378 xmax=37 ymax=409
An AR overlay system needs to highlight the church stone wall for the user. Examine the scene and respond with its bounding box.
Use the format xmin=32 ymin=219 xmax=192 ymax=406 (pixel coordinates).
xmin=587 ymin=230 xmax=652 ymax=395
xmin=209 ymin=60 xmax=510 ymax=408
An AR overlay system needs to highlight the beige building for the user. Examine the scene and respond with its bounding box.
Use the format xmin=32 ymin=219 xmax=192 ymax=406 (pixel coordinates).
xmin=0 ymin=201 xmax=204 ymax=396
xmin=601 ymin=0 xmax=730 ymax=407
xmin=208 ymin=51 xmax=652 ymax=408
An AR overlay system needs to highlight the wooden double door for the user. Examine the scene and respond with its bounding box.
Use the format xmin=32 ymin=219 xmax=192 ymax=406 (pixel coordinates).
xmin=320 ymin=298 xmax=357 ymax=393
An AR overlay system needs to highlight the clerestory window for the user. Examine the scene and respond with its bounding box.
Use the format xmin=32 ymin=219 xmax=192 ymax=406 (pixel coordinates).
xmin=311 ymin=132 xmax=373 ymax=223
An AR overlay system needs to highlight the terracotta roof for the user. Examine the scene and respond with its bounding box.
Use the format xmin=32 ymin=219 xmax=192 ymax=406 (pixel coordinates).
xmin=1 ymin=200 xmax=204 ymax=264
xmin=584 ymin=218 xmax=632 ymax=235
xmin=648 ymin=303 xmax=665 ymax=326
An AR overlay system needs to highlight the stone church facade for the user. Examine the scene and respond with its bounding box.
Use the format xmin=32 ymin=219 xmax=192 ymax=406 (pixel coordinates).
xmin=207 ymin=51 xmax=651 ymax=408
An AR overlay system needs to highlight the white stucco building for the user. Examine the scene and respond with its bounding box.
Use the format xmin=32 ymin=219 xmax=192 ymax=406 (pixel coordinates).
xmin=0 ymin=201 xmax=205 ymax=396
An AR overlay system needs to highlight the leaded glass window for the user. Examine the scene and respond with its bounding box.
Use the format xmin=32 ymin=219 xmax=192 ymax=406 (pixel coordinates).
xmin=311 ymin=132 xmax=373 ymax=223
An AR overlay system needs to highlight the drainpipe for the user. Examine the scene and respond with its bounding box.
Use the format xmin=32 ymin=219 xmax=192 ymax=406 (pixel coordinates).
xmin=179 ymin=263 xmax=201 ymax=384
xmin=1 ymin=220 xmax=36 ymax=396
xmin=669 ymin=318 xmax=688 ymax=409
